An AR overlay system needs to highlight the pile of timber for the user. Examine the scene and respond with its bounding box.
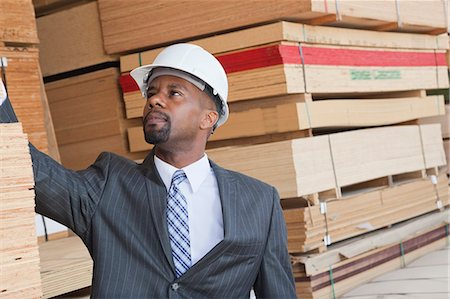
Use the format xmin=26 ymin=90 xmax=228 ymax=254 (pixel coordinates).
xmin=119 ymin=22 xmax=448 ymax=152
xmin=291 ymin=209 xmax=450 ymax=299
xmin=0 ymin=0 xmax=39 ymax=45
xmin=96 ymin=0 xmax=448 ymax=55
xmin=39 ymin=236 xmax=92 ymax=298
xmin=419 ymin=105 xmax=450 ymax=176
xmin=207 ymin=124 xmax=448 ymax=252
xmin=1 ymin=0 xmax=59 ymax=160
xmin=0 ymin=123 xmax=43 ymax=298
xmin=37 ymin=1 xmax=117 ymax=77
xmin=45 ymin=68 xmax=146 ymax=170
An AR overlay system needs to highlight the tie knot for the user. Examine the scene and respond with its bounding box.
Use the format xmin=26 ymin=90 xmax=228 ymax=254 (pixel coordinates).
xmin=171 ymin=170 xmax=187 ymax=187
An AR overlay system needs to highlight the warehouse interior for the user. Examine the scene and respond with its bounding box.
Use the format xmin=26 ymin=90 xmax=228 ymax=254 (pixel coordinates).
xmin=1 ymin=0 xmax=449 ymax=298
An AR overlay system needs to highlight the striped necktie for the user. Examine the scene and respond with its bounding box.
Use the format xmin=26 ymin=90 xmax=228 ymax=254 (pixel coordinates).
xmin=166 ymin=170 xmax=191 ymax=277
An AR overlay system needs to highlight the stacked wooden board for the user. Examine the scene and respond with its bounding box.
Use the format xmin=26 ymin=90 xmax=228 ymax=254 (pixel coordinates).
xmin=0 ymin=123 xmax=43 ymax=298
xmin=0 ymin=0 xmax=39 ymax=45
xmin=119 ymin=22 xmax=448 ymax=151
xmin=37 ymin=1 xmax=117 ymax=77
xmin=1 ymin=0 xmax=60 ymax=160
xmin=97 ymin=0 xmax=448 ymax=55
xmin=291 ymin=209 xmax=450 ymax=299
xmin=419 ymin=104 xmax=450 ymax=175
xmin=208 ymin=124 xmax=448 ymax=253
xmin=207 ymin=125 xmax=447 ymax=199
xmin=45 ymin=68 xmax=146 ymax=170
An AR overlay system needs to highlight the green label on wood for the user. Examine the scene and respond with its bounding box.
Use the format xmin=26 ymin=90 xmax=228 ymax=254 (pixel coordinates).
xmin=350 ymin=70 xmax=401 ymax=80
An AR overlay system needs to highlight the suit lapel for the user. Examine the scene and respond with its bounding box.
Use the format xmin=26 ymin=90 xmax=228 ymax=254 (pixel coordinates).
xmin=139 ymin=151 xmax=176 ymax=272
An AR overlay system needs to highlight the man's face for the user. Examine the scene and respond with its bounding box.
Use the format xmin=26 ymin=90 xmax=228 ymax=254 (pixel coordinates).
xmin=142 ymin=75 xmax=207 ymax=146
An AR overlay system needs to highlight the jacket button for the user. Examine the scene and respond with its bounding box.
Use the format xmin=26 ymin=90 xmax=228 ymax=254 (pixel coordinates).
xmin=171 ymin=283 xmax=179 ymax=291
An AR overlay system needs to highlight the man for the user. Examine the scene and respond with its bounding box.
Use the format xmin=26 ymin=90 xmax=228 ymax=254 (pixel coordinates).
xmin=1 ymin=43 xmax=296 ymax=298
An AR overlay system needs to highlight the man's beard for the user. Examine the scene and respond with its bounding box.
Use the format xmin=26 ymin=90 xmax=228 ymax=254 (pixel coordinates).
xmin=143 ymin=112 xmax=171 ymax=145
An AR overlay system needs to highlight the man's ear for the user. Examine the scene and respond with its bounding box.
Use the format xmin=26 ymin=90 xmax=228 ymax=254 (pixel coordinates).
xmin=200 ymin=110 xmax=219 ymax=131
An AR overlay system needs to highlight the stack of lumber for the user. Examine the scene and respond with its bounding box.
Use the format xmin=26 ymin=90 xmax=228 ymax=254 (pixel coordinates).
xmin=97 ymin=0 xmax=448 ymax=55
xmin=207 ymin=125 xmax=446 ymax=199
xmin=419 ymin=105 xmax=450 ymax=176
xmin=0 ymin=0 xmax=39 ymax=44
xmin=119 ymin=22 xmax=448 ymax=151
xmin=208 ymin=124 xmax=448 ymax=252
xmin=1 ymin=0 xmax=59 ymax=160
xmin=0 ymin=123 xmax=42 ymax=298
xmin=39 ymin=236 xmax=92 ymax=298
xmin=0 ymin=47 xmax=48 ymax=154
xmin=291 ymin=209 xmax=450 ymax=299
xmin=45 ymin=68 xmax=146 ymax=170
xmin=37 ymin=1 xmax=117 ymax=77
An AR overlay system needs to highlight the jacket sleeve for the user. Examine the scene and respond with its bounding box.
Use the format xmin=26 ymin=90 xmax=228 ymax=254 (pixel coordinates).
xmin=31 ymin=145 xmax=111 ymax=239
xmin=2 ymin=94 xmax=109 ymax=239
xmin=253 ymin=187 xmax=296 ymax=298
xmin=0 ymin=96 xmax=18 ymax=123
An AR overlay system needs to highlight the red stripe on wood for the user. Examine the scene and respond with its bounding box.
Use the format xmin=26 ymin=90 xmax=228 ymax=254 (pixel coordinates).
xmin=122 ymin=45 xmax=447 ymax=93
xmin=119 ymin=74 xmax=140 ymax=93
xmin=216 ymin=45 xmax=300 ymax=73
xmin=301 ymin=46 xmax=448 ymax=67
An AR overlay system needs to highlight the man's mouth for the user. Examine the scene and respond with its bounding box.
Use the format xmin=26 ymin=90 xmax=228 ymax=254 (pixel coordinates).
xmin=144 ymin=111 xmax=168 ymax=126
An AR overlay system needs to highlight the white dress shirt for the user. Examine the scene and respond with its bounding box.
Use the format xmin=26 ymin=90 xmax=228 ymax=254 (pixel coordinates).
xmin=154 ymin=154 xmax=224 ymax=265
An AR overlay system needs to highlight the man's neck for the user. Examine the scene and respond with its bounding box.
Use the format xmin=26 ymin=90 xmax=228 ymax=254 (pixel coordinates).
xmin=154 ymin=146 xmax=205 ymax=169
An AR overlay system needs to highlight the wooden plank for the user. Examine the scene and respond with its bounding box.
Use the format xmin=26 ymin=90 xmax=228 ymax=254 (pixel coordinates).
xmin=284 ymin=175 xmax=448 ymax=253
xmin=420 ymin=124 xmax=447 ymax=168
xmin=119 ymin=22 xmax=450 ymax=73
xmin=0 ymin=47 xmax=50 ymax=154
xmin=120 ymin=43 xmax=449 ymax=102
xmin=207 ymin=125 xmax=445 ymax=198
xmin=0 ymin=0 xmax=39 ymax=44
xmin=0 ymin=123 xmax=43 ymax=298
xmin=37 ymin=1 xmax=118 ymax=77
xmin=418 ymin=104 xmax=450 ymax=139
xmin=45 ymin=68 xmax=145 ymax=170
xmin=37 ymin=65 xmax=60 ymax=162
xmin=329 ymin=126 xmax=424 ymax=188
xmin=39 ymin=236 xmax=92 ymax=299
xmin=32 ymin=0 xmax=93 ymax=17
xmin=209 ymin=135 xmax=336 ymax=199
xmin=98 ymin=1 xmax=448 ymax=55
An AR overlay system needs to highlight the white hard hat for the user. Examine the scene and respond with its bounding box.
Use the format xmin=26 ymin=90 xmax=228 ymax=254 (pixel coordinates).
xmin=130 ymin=43 xmax=229 ymax=127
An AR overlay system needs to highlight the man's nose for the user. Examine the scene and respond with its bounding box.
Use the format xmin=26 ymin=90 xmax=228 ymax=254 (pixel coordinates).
xmin=147 ymin=93 xmax=165 ymax=109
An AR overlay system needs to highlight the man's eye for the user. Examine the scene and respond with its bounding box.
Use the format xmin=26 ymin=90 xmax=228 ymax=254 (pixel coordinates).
xmin=170 ymin=90 xmax=182 ymax=97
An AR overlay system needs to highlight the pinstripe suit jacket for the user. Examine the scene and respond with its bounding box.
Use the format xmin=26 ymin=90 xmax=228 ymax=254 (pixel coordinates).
xmin=1 ymin=97 xmax=295 ymax=298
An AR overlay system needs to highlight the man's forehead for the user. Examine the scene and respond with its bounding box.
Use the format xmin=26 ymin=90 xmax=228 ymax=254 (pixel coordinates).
xmin=147 ymin=75 xmax=194 ymax=90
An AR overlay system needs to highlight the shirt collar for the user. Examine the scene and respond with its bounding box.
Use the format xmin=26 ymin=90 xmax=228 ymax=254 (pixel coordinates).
xmin=154 ymin=154 xmax=211 ymax=193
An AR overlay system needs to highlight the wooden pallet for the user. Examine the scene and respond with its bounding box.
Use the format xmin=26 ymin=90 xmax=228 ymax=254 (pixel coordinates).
xmin=98 ymin=1 xmax=448 ymax=55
